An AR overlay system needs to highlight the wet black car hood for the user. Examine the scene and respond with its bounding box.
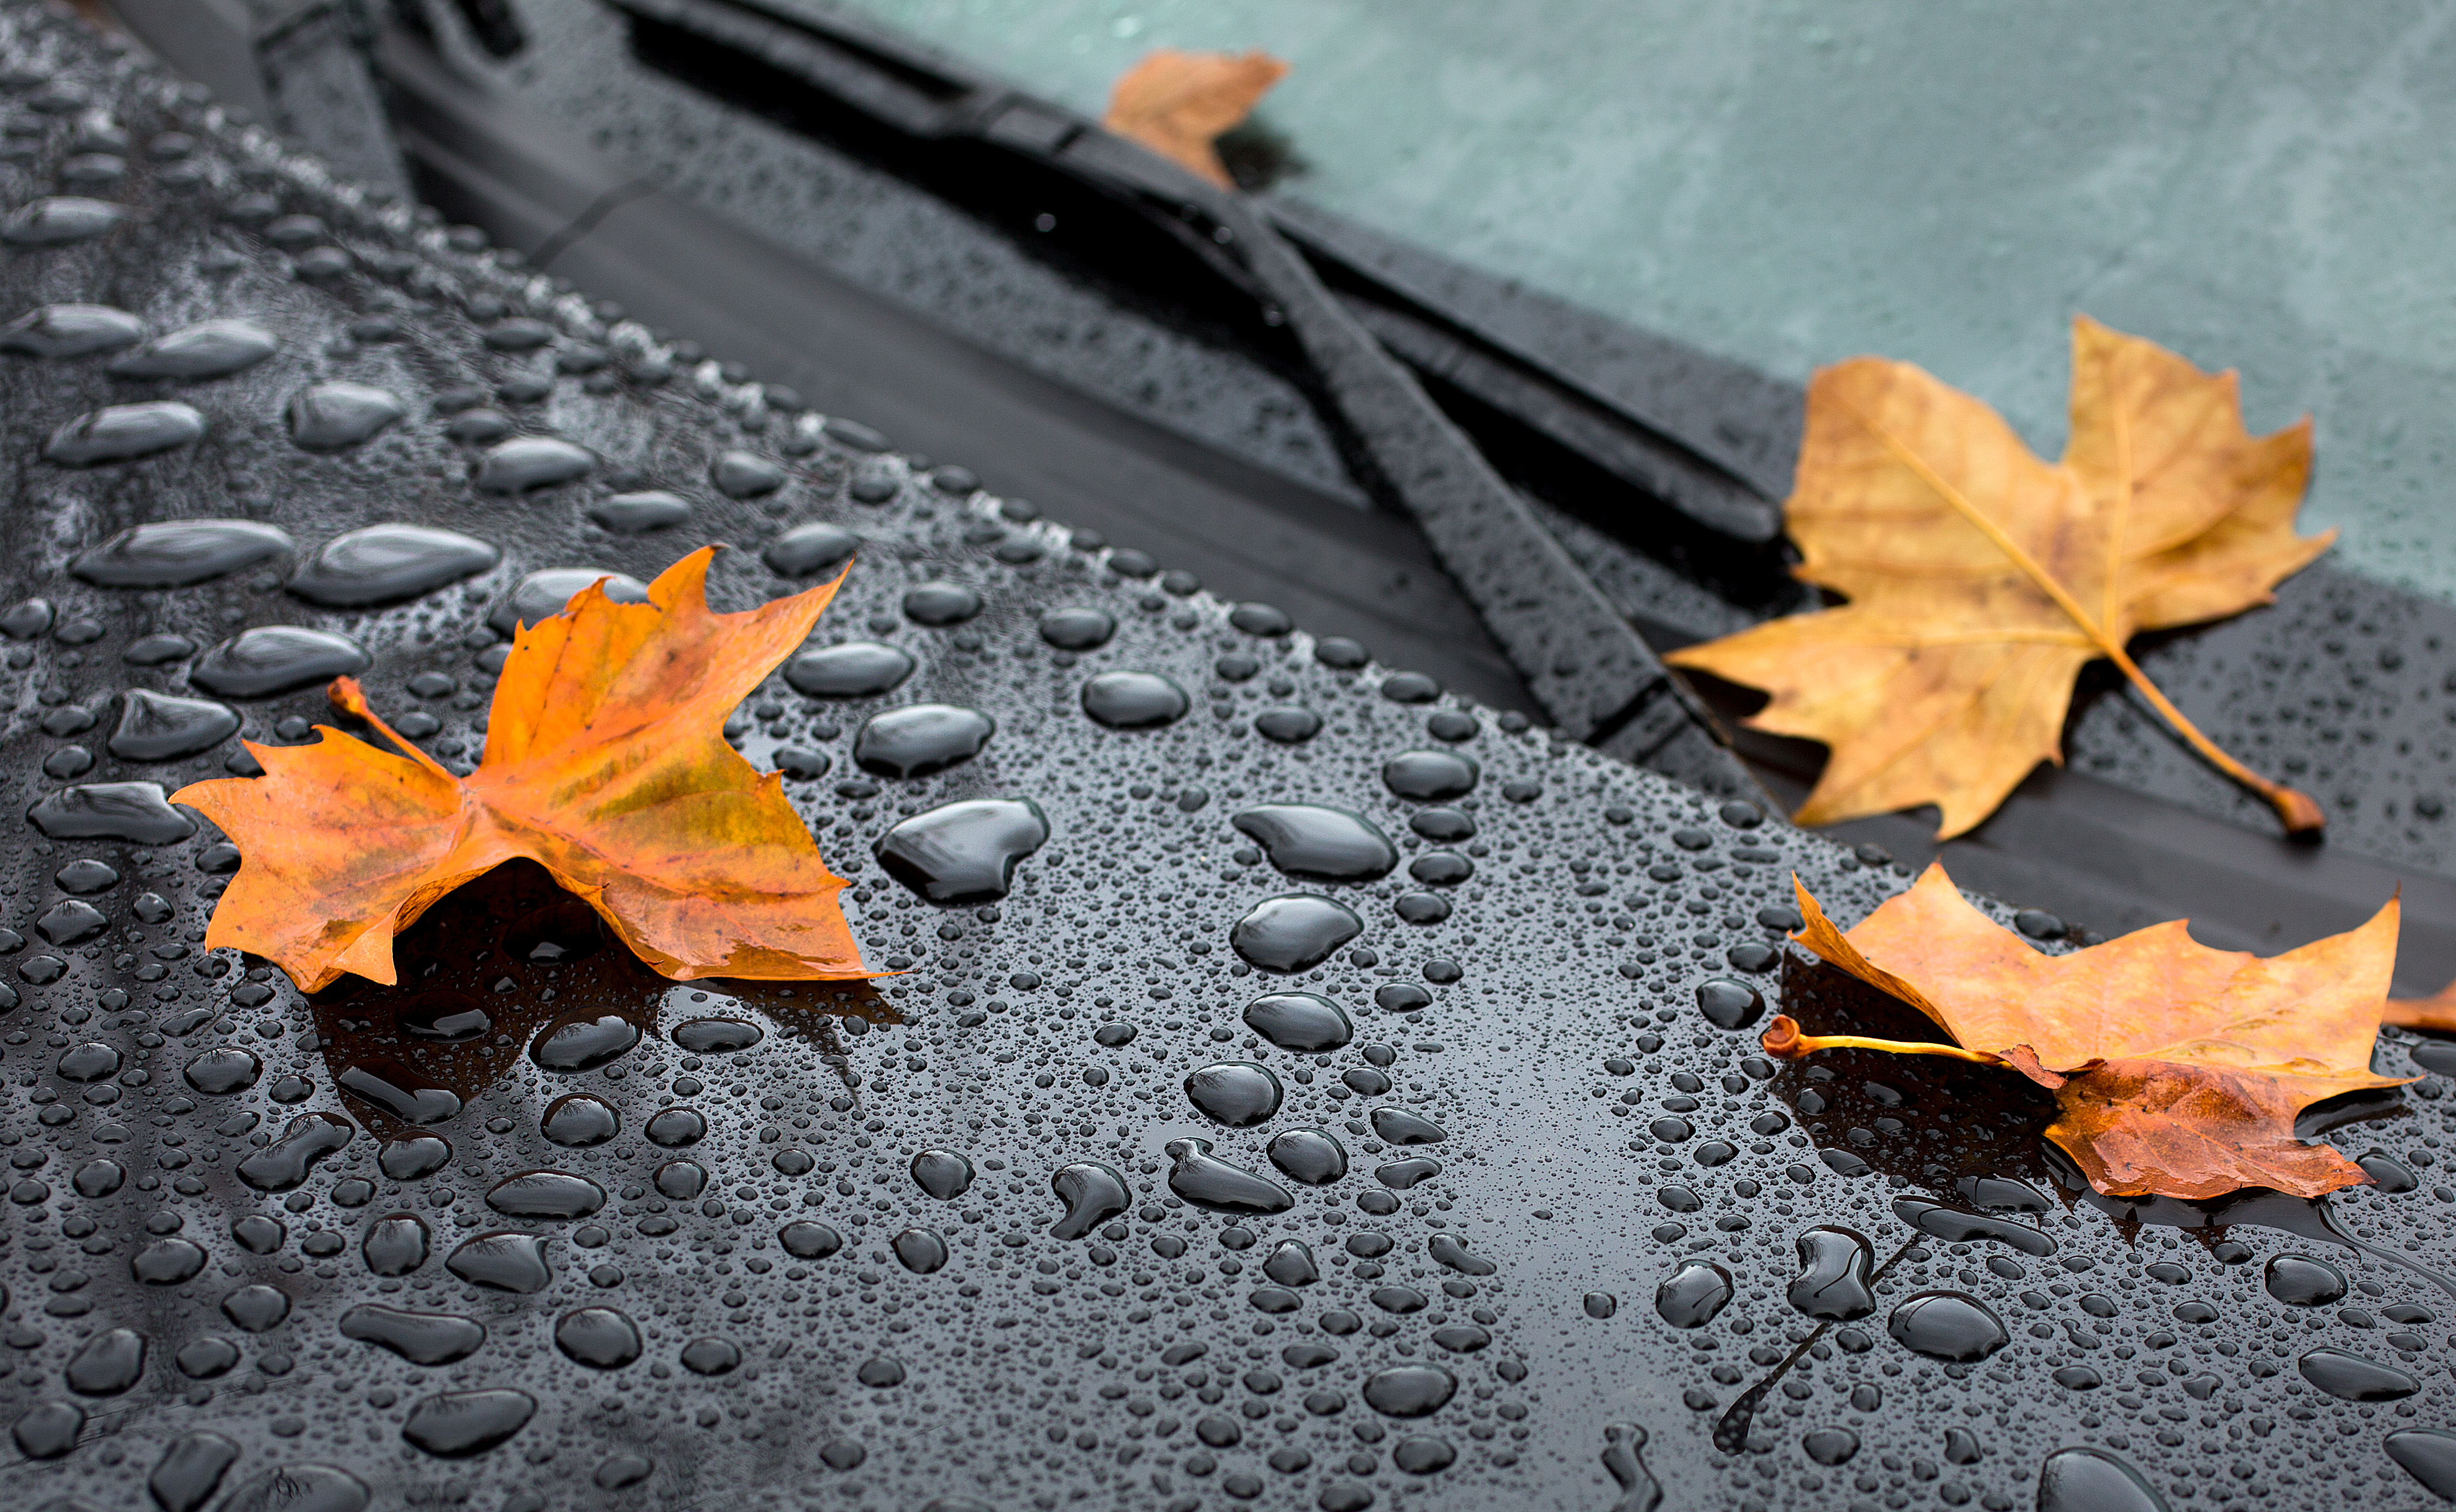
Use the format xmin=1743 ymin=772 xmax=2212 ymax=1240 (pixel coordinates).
xmin=5 ymin=8 xmax=2456 ymax=1511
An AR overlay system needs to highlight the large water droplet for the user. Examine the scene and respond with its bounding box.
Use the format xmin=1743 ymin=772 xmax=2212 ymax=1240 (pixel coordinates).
xmin=192 ymin=627 xmax=371 ymax=698
xmin=2036 ymin=1447 xmax=2170 ymax=1512
xmin=1787 ymin=1227 xmax=1875 ymax=1320
xmin=2 ymin=195 xmax=126 ymax=246
xmin=474 ymin=436 xmax=594 ymax=493
xmin=288 ymin=524 xmax=499 ymax=607
xmin=106 ymin=317 xmax=275 ymax=378
xmin=108 ymin=690 xmax=237 ymax=761
xmin=2264 ymin=1254 xmax=2347 ymax=1306
xmin=337 ymin=1058 xmax=463 ymax=1124
xmin=891 ymin=1227 xmax=949 ymax=1273
xmin=2297 ymin=1347 xmax=2418 ymax=1401
xmin=1185 ymin=1062 xmax=1284 ymax=1126
xmin=1 ymin=302 xmax=143 ymax=358
xmin=1889 ymin=1197 xmax=2056 ymax=1256
xmin=289 ymin=382 xmax=405 ymax=451
xmin=785 ymin=641 xmax=914 ymax=697
xmin=1231 ymin=806 xmax=1397 ymax=882
xmin=1382 ymin=750 xmax=1478 ymax=800
xmin=46 ymin=401 xmax=205 ymax=464
xmin=1242 ymin=992 xmax=1353 ymax=1052
xmin=446 ymin=1233 xmax=554 ymax=1293
xmin=340 ymin=1304 xmax=487 ymax=1366
xmin=902 ymin=581 xmax=982 ymax=626
xmin=147 ymin=1431 xmax=240 ymax=1512
xmin=1230 ymin=894 xmax=1362 ymax=973
xmin=764 ymin=522 xmax=858 ymax=577
xmin=1081 ymin=671 xmax=1189 ymax=729
xmin=490 ymin=568 xmax=649 ymax=635
xmin=65 ymin=1327 xmax=146 ymax=1395
xmin=362 ymin=1214 xmax=430 ymax=1277
xmin=541 ymin=1093 xmax=620 ymax=1147
xmin=236 ymin=1112 xmax=353 ymax=1192
xmin=486 ymin=1171 xmax=606 ymax=1218
xmin=588 ymin=491 xmax=692 ymax=534
xmin=1164 ymin=1137 xmax=1293 ymax=1213
xmin=910 ymin=1149 xmax=975 ymax=1200
xmin=1654 ymin=1259 xmax=1734 ymax=1328
xmin=671 ymin=1017 xmax=762 ymax=1052
xmin=875 ymin=799 xmax=1050 ymax=903
xmin=1361 ymin=1365 xmax=1455 ymax=1418
xmin=1267 ymin=1128 xmax=1348 ymax=1185
xmin=73 ymin=519 xmax=294 ymax=587
xmin=854 ymin=705 xmax=994 ymax=778
xmin=1695 ymin=978 xmax=1765 ymax=1030
xmin=1886 ymin=1292 xmax=2008 ymax=1361
xmin=27 ymin=782 xmax=196 ymax=844
xmin=1039 ymin=607 xmax=1115 ymax=650
xmin=213 ymin=1466 xmax=368 ymax=1512
xmin=530 ymin=1013 xmax=642 ymax=1072
xmin=556 ymin=1307 xmax=643 ymax=1369
xmin=2387 ymin=1430 xmax=2456 ymax=1502
xmin=1049 ymin=1162 xmax=1130 ymax=1240
xmin=182 ymin=1047 xmax=261 ymax=1095
xmin=401 ymin=1388 xmax=535 ymax=1457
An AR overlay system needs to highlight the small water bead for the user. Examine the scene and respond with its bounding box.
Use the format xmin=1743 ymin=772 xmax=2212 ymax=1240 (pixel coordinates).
xmin=1381 ymin=750 xmax=1478 ymax=800
xmin=1 ymin=301 xmax=144 ymax=357
xmin=764 ymin=522 xmax=859 ymax=577
xmin=482 ymin=317 xmax=556 ymax=351
xmin=46 ymin=400 xmax=206 ymax=464
xmin=487 ymin=1171 xmax=607 ymax=1218
xmin=588 ymin=491 xmax=692 ymax=534
xmin=2265 ymin=1254 xmax=2347 ymax=1305
xmin=892 ymin=1227 xmax=950 ymax=1274
xmin=74 ymin=519 xmax=294 ymax=588
xmin=289 ymin=382 xmax=405 ymax=451
xmin=192 ymin=627 xmax=371 ymax=698
xmin=444 ymin=408 xmax=512 ymax=444
xmin=1185 ymin=1062 xmax=1285 ymax=1126
xmin=541 ymin=1094 xmax=620 ymax=1147
xmin=854 ymin=704 xmax=995 ymax=777
xmin=288 ymin=524 xmax=499 ymax=607
xmin=1253 ymin=706 xmax=1322 ymax=743
xmin=1049 ymin=1162 xmax=1130 ymax=1240
xmin=491 ymin=568 xmax=650 ymax=634
xmin=1243 ymin=992 xmax=1353 ymax=1052
xmin=2298 ymin=1347 xmax=2419 ymax=1400
xmin=2034 ymin=1447 xmax=2171 ymax=1512
xmin=1039 ymin=607 xmax=1115 ymax=650
xmin=902 ymin=581 xmax=982 ymax=625
xmin=1886 ymin=1292 xmax=2009 ymax=1361
xmin=556 ymin=1307 xmax=644 ymax=1369
xmin=1081 ymin=671 xmax=1190 ymax=729
xmin=336 ymin=1058 xmax=462 ymax=1123
xmin=876 ymin=799 xmax=1050 ymax=903
xmin=1165 ymin=1137 xmax=1294 ymax=1213
xmin=530 ymin=1013 xmax=641 ymax=1072
xmin=1654 ymin=1260 xmax=1734 ymax=1328
xmin=785 ymin=641 xmax=914 ymax=697
xmin=1788 ymin=1227 xmax=1877 ymax=1319
xmin=340 ymin=1304 xmax=487 ymax=1366
xmin=1695 ymin=979 xmax=1765 ymax=1031
xmin=362 ymin=1214 xmax=431 ymax=1277
xmin=1267 ymin=1129 xmax=1348 ymax=1185
xmin=475 ymin=436 xmax=595 ymax=493
xmin=910 ymin=1149 xmax=975 ymax=1199
xmin=1230 ymin=895 xmax=1362 ymax=973
xmin=106 ymin=317 xmax=277 ymax=379
xmin=1231 ymin=806 xmax=1396 ymax=882
xmin=401 ymin=1388 xmax=536 ymax=1458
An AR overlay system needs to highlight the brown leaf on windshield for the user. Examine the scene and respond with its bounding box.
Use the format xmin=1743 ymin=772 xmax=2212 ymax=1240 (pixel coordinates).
xmin=173 ymin=547 xmax=868 ymax=992
xmin=1759 ymin=863 xmax=2407 ymax=1200
xmin=1667 ymin=317 xmax=2331 ymax=839
xmin=1105 ymin=48 xmax=1289 ymax=188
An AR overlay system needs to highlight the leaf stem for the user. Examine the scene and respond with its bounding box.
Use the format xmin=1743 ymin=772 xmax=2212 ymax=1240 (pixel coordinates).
xmin=1758 ymin=1013 xmax=2012 ymax=1069
xmin=1835 ymin=394 xmax=2324 ymax=837
xmin=326 ymin=676 xmax=460 ymax=784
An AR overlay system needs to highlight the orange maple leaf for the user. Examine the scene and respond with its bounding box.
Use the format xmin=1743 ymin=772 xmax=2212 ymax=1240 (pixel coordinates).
xmin=1666 ymin=317 xmax=2331 ymax=840
xmin=1760 ymin=862 xmax=2407 ymax=1200
xmin=173 ymin=546 xmax=868 ymax=992
xmin=1103 ymin=47 xmax=1289 ymax=189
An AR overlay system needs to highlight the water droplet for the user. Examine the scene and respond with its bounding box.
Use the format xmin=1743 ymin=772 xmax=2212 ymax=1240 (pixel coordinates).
xmin=27 ymin=782 xmax=197 ymax=844
xmin=337 ymin=1058 xmax=462 ymax=1124
xmin=875 ymin=799 xmax=1050 ymax=903
xmin=340 ymin=1304 xmax=487 ymax=1365
xmin=192 ymin=626 xmax=371 ymax=698
xmin=1243 ymin=992 xmax=1353 ymax=1052
xmin=147 ymin=1431 xmax=240 ymax=1512
xmin=588 ymin=490 xmax=691 ymax=534
xmin=1230 ymin=806 xmax=1397 ymax=882
xmin=857 ymin=1356 xmax=906 ymax=1387
xmin=1039 ymin=607 xmax=1115 ymax=650
xmin=107 ymin=690 xmax=237 ymax=761
xmin=486 ymin=1171 xmax=606 ymax=1218
xmin=396 ymin=990 xmax=491 ymax=1041
xmin=1254 ymin=706 xmax=1322 ymax=743
xmin=447 ymin=1232 xmax=554 ymax=1293
xmin=220 ymin=1283 xmax=292 ymax=1332
xmin=2265 ymin=1254 xmax=2347 ymax=1305
xmin=1361 ymin=1365 xmax=1455 ymax=1418
xmin=1081 ymin=671 xmax=1190 ymax=729
xmin=2036 ymin=1447 xmax=2170 ymax=1512
xmin=892 ymin=1227 xmax=949 ymax=1273
xmin=1802 ymin=1427 xmax=1860 ymax=1466
xmin=785 ymin=641 xmax=915 ymax=698
xmin=1655 ymin=1259 xmax=1734 ymax=1327
xmin=780 ymin=1220 xmax=844 ymax=1258
xmin=74 ymin=519 xmax=293 ymax=587
xmin=490 ymin=567 xmax=650 ymax=634
xmin=474 ymin=436 xmax=594 ymax=493
xmin=1370 ymin=1109 xmax=1446 ymax=1145
xmin=65 ymin=1326 xmax=145 ymax=1395
xmin=401 ymin=1388 xmax=535 ymax=1457
xmin=380 ymin=1136 xmax=451 ymax=1181
xmin=288 ymin=524 xmax=499 ymax=607
xmin=645 ymin=1107 xmax=706 ymax=1147
xmin=289 ymin=382 xmax=405 ymax=451
xmin=1049 ymin=1162 xmax=1130 ymax=1240
xmin=846 ymin=702 xmax=993 ymax=777
xmin=2297 ymin=1347 xmax=2418 ymax=1400
xmin=556 ymin=1306 xmax=643 ymax=1369
xmin=2 ymin=194 xmax=125 ymax=246
xmin=46 ymin=400 xmax=205 ymax=464
xmin=1788 ymin=1227 xmax=1876 ymax=1319
xmin=236 ymin=1112 xmax=353 ymax=1192
xmin=1890 ymin=1197 xmax=2057 ymax=1255
xmin=910 ymin=1148 xmax=975 ymax=1199
xmin=1886 ymin=1292 xmax=2008 ymax=1361
xmin=107 ymin=317 xmax=276 ymax=378
xmin=530 ymin=1013 xmax=642 ymax=1072
xmin=3 ymin=302 xmax=142 ymax=359
xmin=902 ymin=581 xmax=982 ymax=626
xmin=1165 ymin=1137 xmax=1293 ymax=1213
xmin=764 ymin=522 xmax=858 ymax=577
xmin=712 ymin=450 xmax=787 ymax=498
xmin=1230 ymin=894 xmax=1362 ymax=973
xmin=131 ymin=1238 xmax=209 ymax=1284
xmin=1185 ymin=1062 xmax=1284 ymax=1126
xmin=1374 ymin=1158 xmax=1443 ymax=1190
xmin=541 ymin=1093 xmax=620 ymax=1147
xmin=362 ymin=1214 xmax=430 ymax=1276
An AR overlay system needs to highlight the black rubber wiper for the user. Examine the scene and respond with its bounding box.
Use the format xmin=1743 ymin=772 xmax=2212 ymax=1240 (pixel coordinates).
xmin=605 ymin=0 xmax=1766 ymax=799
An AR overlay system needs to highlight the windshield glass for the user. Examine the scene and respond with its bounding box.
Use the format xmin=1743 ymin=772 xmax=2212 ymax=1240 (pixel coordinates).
xmin=837 ymin=0 xmax=2456 ymax=603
